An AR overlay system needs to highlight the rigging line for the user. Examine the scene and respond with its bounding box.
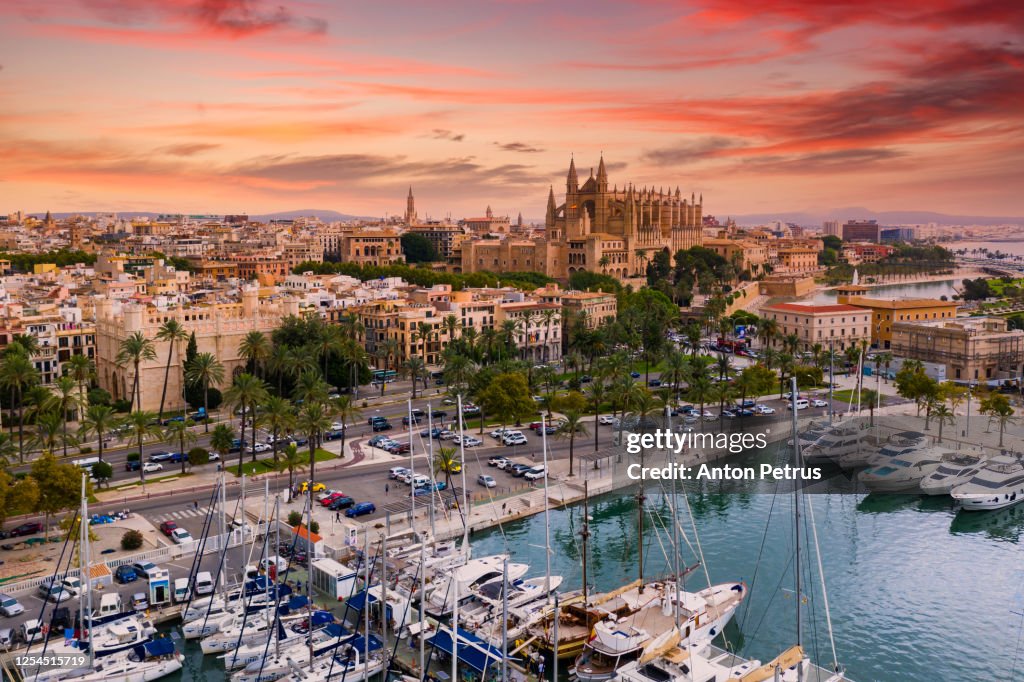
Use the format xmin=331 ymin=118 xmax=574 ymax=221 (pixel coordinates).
xmin=736 ymin=552 xmax=797 ymax=661
xmin=736 ymin=462 xmax=784 ymax=635
xmin=801 ymin=493 xmax=824 ymax=678
xmin=805 ymin=490 xmax=839 ymax=670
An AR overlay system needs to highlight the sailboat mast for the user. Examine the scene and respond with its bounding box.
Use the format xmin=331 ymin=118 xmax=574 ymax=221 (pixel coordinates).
xmin=363 ymin=530 xmax=370 ymax=678
xmin=790 ymin=376 xmax=802 ymax=649
xmin=668 ymin=404 xmax=681 ymax=630
xmin=381 ymin=534 xmax=388 ymax=662
xmin=501 ymin=556 xmax=509 ymax=682
xmin=81 ymin=473 xmax=93 ymax=665
xmin=409 ymin=399 xmax=416 ymax=538
xmin=307 ymin=491 xmax=315 ymax=671
xmin=541 ymin=412 xmax=551 ymax=596
xmin=581 ymin=479 xmax=589 ymax=610
xmin=418 ymin=541 xmax=426 ymax=674
xmin=274 ymin=495 xmax=281 ymax=659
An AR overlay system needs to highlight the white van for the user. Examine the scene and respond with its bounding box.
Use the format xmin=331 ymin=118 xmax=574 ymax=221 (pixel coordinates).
xmin=410 ymin=474 xmax=431 ymax=488
xmin=789 ymin=398 xmax=810 ymax=411
xmin=97 ymin=593 xmax=123 ymax=619
xmin=20 ymin=619 xmax=44 ymax=645
xmin=173 ymin=578 xmax=191 ymax=604
xmin=194 ymin=571 xmax=214 ymax=596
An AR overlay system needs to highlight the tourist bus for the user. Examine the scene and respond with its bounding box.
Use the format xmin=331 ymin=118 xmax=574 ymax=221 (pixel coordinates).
xmin=372 ymin=369 xmax=397 ymax=384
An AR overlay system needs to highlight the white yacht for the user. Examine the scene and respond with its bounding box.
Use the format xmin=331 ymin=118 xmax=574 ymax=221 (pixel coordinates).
xmin=615 ymin=640 xmax=829 ymax=682
xmin=230 ymin=623 xmax=353 ymax=682
xmin=222 ymin=612 xmax=337 ymax=670
xmin=843 ymin=430 xmax=927 ymax=469
xmin=274 ymin=635 xmax=385 ymax=682
xmin=31 ymin=614 xmax=157 ymax=659
xmin=952 ymin=455 xmax=1024 ymax=511
xmin=422 ymin=554 xmax=528 ymax=615
xmin=572 ymin=581 xmax=746 ymax=682
xmin=859 ymin=446 xmax=947 ymax=492
xmin=801 ymin=422 xmax=867 ymax=466
xmin=920 ymin=452 xmax=986 ymax=496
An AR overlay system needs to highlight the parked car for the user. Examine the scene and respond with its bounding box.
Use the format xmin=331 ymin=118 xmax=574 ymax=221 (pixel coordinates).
xmin=504 ymin=434 xmax=528 ymax=446
xmin=323 ymin=429 xmax=344 ymax=441
xmin=159 ymin=521 xmax=178 ymax=536
xmin=345 ymin=502 xmax=376 ymax=518
xmin=523 ymin=465 xmax=547 ymax=482
xmin=114 ymin=565 xmax=138 ymax=584
xmin=170 ymin=528 xmax=193 ymax=544
xmin=388 ymin=466 xmax=410 ymax=479
xmin=754 ymin=404 xmax=775 ymax=415
xmin=648 ymin=379 xmax=662 ymax=387
xmin=0 ymin=593 xmax=24 ymax=618
xmin=496 ymin=459 xmax=515 ymax=471
xmin=811 ymin=399 xmax=828 ymax=408
xmin=477 ymin=474 xmax=497 ymax=488
xmin=142 ymin=462 xmax=163 ymax=474
xmin=328 ymin=496 xmax=355 ymax=511
xmin=598 ymin=415 xmax=617 ymax=425
xmin=297 ymin=481 xmax=326 ymax=494
xmin=782 ymin=391 xmax=803 ymax=401
xmin=131 ymin=561 xmax=160 ymax=580
xmin=430 ymin=410 xmax=448 ymax=419
xmin=401 ymin=415 xmax=422 ymax=426
xmin=372 ymin=421 xmax=393 ymax=432
xmin=413 ymin=482 xmax=447 ymax=496
xmin=5 ymin=522 xmax=43 ymax=538
xmin=630 ymin=371 xmax=641 ymax=378
xmin=37 ymin=580 xmax=71 ymax=603
xmin=509 ymin=463 xmax=533 ymax=477
xmin=320 ymin=491 xmax=347 ymax=506
xmin=148 ymin=451 xmax=172 ymax=462
xmin=461 ymin=436 xmax=482 ymax=447
xmin=125 ymin=460 xmax=141 ymax=472
xmin=131 ymin=592 xmax=149 ymax=611
xmin=737 ymin=399 xmax=757 ymax=408
xmin=788 ymin=399 xmax=810 ymax=410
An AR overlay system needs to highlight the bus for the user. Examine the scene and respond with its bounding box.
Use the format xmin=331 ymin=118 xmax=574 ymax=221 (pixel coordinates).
xmin=372 ymin=369 xmax=397 ymax=384
xmin=73 ymin=456 xmax=100 ymax=471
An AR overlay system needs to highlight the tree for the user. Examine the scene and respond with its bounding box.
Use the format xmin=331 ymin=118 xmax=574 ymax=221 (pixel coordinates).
xmin=91 ymin=460 xmax=114 ymax=487
xmin=735 ymin=364 xmax=776 ymax=406
xmin=210 ymin=423 xmax=236 ymax=464
xmin=331 ymin=395 xmax=361 ymax=461
xmin=224 ymin=373 xmax=269 ymax=465
xmin=164 ymin=419 xmax=198 ymax=474
xmin=931 ymin=403 xmax=955 ymax=443
xmin=51 ymin=376 xmax=81 ymax=458
xmin=296 ymin=401 xmax=331 ymax=486
xmin=0 ymin=350 xmax=39 ymax=461
xmin=277 ymin=443 xmax=308 ymax=491
xmin=188 ymin=447 xmax=210 ymax=467
xmin=661 ymin=351 xmax=689 ymax=401
xmin=30 ymin=452 xmax=83 ymax=540
xmin=121 ymin=530 xmax=144 ymax=551
xmin=116 ymin=331 xmax=157 ymax=412
xmin=239 ymin=331 xmax=272 ymax=379
xmin=125 ymin=411 xmax=160 ymax=482
xmin=433 ymin=445 xmax=460 ymax=490
xmin=402 ymin=356 xmax=428 ymax=399
xmin=32 ymin=411 xmax=75 ymax=455
xmin=980 ymin=394 xmax=1015 ymax=447
xmin=259 ymin=396 xmax=295 ymax=466
xmin=292 ymin=372 xmax=329 ymax=406
xmin=66 ymin=354 xmax=96 ymax=405
xmin=79 ymin=404 xmax=121 ymax=464
xmin=400 ymin=233 xmax=440 ymax=263
xmin=556 ymin=409 xmax=588 ymax=477
xmin=860 ymin=388 xmax=880 ymax=425
xmin=185 ymin=352 xmax=225 ymax=433
xmin=155 ymin=319 xmax=189 ymax=420
xmin=0 ymin=432 xmax=15 ymax=469
xmin=478 ymin=372 xmax=535 ymax=429
xmin=0 ymin=472 xmax=38 ymax=526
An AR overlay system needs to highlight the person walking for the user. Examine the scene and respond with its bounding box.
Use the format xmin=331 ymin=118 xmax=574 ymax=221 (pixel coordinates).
xmin=385 ymin=483 xmax=390 ymax=496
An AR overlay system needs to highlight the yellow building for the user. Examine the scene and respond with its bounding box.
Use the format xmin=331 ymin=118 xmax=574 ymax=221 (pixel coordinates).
xmin=891 ymin=317 xmax=1024 ymax=383
xmin=838 ymin=296 xmax=960 ymax=349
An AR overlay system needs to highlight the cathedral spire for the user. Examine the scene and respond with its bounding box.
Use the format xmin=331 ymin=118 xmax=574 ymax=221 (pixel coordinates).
xmin=597 ymin=154 xmax=607 ymax=180
xmin=567 ymin=156 xmax=578 ymax=193
xmin=405 ymin=186 xmax=416 ymax=224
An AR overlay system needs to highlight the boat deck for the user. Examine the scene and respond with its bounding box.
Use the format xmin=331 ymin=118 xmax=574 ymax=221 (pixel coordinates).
xmin=707 ymin=645 xmax=856 ymax=682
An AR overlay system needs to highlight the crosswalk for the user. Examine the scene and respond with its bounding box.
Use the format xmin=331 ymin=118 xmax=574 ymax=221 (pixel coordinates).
xmin=152 ymin=507 xmax=214 ymax=522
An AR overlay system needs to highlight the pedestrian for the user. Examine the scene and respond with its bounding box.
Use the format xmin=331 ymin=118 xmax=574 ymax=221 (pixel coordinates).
xmin=335 ymin=511 xmax=341 ymax=522
xmin=193 ymin=500 xmax=199 ymax=511
xmin=385 ymin=483 xmax=390 ymax=496
xmin=537 ymin=659 xmax=545 ymax=679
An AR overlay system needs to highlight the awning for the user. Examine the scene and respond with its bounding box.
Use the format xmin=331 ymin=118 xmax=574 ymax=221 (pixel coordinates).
xmin=345 ymin=589 xmax=378 ymax=612
xmin=287 ymin=595 xmax=309 ymax=611
xmin=142 ymin=638 xmax=175 ymax=657
xmin=425 ymin=626 xmax=513 ymax=673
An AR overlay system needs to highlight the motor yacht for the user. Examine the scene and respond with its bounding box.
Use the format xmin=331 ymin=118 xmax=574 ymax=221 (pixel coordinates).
xmin=920 ymin=452 xmax=986 ymax=496
xmin=859 ymin=446 xmax=947 ymax=492
xmin=952 ymin=455 xmax=1024 ymax=511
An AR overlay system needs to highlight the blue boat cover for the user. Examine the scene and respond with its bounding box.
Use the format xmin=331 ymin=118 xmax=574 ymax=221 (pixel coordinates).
xmin=311 ymin=610 xmax=333 ymax=626
xmin=348 ymin=634 xmax=383 ymax=653
xmin=324 ymin=623 xmax=348 ymax=638
xmin=288 ymin=595 xmax=309 ymax=610
xmin=143 ymin=638 xmax=175 ymax=657
xmin=345 ymin=589 xmax=377 ymax=611
xmin=425 ymin=626 xmax=510 ymax=673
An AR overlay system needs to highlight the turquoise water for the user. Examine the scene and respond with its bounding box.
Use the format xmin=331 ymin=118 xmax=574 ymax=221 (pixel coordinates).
xmin=470 ymin=443 xmax=1024 ymax=682
xmin=809 ymin=279 xmax=960 ymax=303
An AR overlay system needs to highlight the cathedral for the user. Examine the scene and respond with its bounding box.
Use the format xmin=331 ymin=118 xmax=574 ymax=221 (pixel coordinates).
xmin=460 ymin=156 xmax=703 ymax=280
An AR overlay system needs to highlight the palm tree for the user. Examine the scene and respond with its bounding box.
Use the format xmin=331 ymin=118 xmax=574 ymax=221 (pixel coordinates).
xmin=164 ymin=419 xmax=197 ymax=474
xmin=556 ymin=409 xmax=589 ymax=477
xmin=330 ymin=395 xmax=361 ymax=460
xmin=0 ymin=432 xmax=16 ymax=469
xmin=184 ymin=352 xmax=224 ymax=433
xmin=981 ymin=394 xmax=1015 ymax=447
xmin=155 ymin=319 xmax=189 ymax=420
xmin=315 ymin=325 xmax=344 ymax=380
xmin=598 ymin=255 xmax=611 ymax=273
xmin=861 ymin=388 xmax=880 ymax=426
xmin=782 ymin=333 xmax=800 ymax=355
xmin=292 ymin=371 xmax=330 ymax=406
xmin=499 ymin=319 xmax=519 ymax=361
xmin=125 ymin=411 xmax=160 ymax=482
xmin=661 ymin=351 xmax=688 ymax=401
xmin=402 ymin=356 xmax=427 ymax=399
xmin=224 ymin=373 xmax=269 ymax=465
xmin=52 ymin=376 xmax=80 ymax=458
xmin=873 ymin=351 xmax=893 ymax=384
xmin=31 ymin=411 xmax=69 ymax=455
xmin=0 ymin=351 xmax=39 ymax=461
xmin=277 ymin=443 xmax=308 ymax=492
xmin=259 ymin=396 xmax=295 ymax=466
xmin=239 ymin=330 xmax=272 ymax=380
xmin=442 ymin=315 xmax=461 ymax=345
xmin=79 ymin=404 xmax=121 ymax=463
xmin=585 ymin=381 xmax=606 ymax=453
xmin=210 ymin=423 xmax=236 ymax=465
xmin=295 ymin=402 xmax=331 ymax=486
xmin=759 ymin=318 xmax=778 ymax=349
xmin=116 ymin=331 xmax=157 ymax=412
xmin=433 ymin=445 xmax=460 ymax=490
xmin=66 ymin=354 xmax=95 ymax=404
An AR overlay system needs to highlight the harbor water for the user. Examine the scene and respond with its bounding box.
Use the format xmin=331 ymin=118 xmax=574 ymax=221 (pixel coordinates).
xmin=161 ymin=441 xmax=1024 ymax=681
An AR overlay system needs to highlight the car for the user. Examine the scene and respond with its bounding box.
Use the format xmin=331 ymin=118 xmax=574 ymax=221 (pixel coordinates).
xmin=189 ymin=408 xmax=208 ymax=421
xmin=159 ymin=521 xmax=178 ymax=536
xmin=396 ymin=471 xmax=414 ymax=484
xmin=168 ymin=452 xmax=187 ymax=463
xmin=114 ymin=565 xmax=138 ymax=584
xmin=320 ymin=491 xmax=347 ymax=506
xmin=630 ymin=371 xmax=641 ymax=378
xmin=323 ymin=429 xmax=344 ymax=441
xmin=389 ymin=466 xmax=410 ymax=479
xmin=598 ymin=415 xmax=617 ymax=425
xmin=0 ymin=593 xmax=24 ymax=618
xmin=462 ymin=436 xmax=482 ymax=447
xmin=401 ymin=415 xmax=422 ymax=425
xmin=248 ymin=442 xmax=271 ymax=454
xmin=125 ymin=460 xmax=141 ymax=471
xmin=387 ymin=442 xmax=411 ymax=455
xmin=148 ymin=451 xmax=172 ymax=462
xmin=496 ymin=459 xmax=515 ymax=471
xmin=369 ymin=435 xmax=391 ymax=447
xmin=368 ymin=416 xmax=389 ymax=426
xmin=170 ymin=528 xmax=193 ymax=544
xmin=504 ymin=435 xmax=528 ymax=447
xmin=131 ymin=561 xmax=160 ymax=580
xmin=509 ymin=463 xmax=533 ymax=477
xmin=413 ymin=482 xmax=447 ymax=496
xmin=328 ymin=496 xmax=355 ymax=511
xmin=532 ymin=395 xmax=545 ymax=403
xmin=142 ymin=462 xmax=163 ymax=474
xmin=754 ymin=404 xmax=776 ymax=415
xmin=701 ymin=411 xmax=716 ymax=420
xmin=442 ymin=397 xmax=457 ymax=405
xmin=289 ymin=436 xmax=309 ymax=447
xmin=782 ymin=391 xmax=803 ymax=401
xmin=330 ymin=421 xmax=346 ymax=431
xmin=372 ymin=421 xmax=393 ymax=432
xmin=490 ymin=427 xmax=512 ymax=439
xmin=523 ymin=465 xmax=547 ymax=481
xmin=648 ymin=379 xmax=662 ymax=387
xmin=207 ymin=452 xmax=221 ymax=462
xmin=788 ymin=399 xmax=810 ymax=411
xmin=161 ymin=415 xmax=185 ymax=426
xmin=477 ymin=474 xmax=497 ymax=488
xmin=736 ymin=409 xmax=755 ymax=417
xmin=461 ymin=405 xmax=480 ymax=416
xmin=297 ymin=481 xmax=326 ymax=494
xmin=438 ymin=430 xmax=458 ymax=441
xmin=430 ymin=410 xmax=448 ymax=419
xmin=737 ymin=399 xmax=756 ymax=408
xmin=131 ymin=592 xmax=149 ymax=611
xmin=6 ymin=522 xmax=43 ymax=538
xmin=345 ymin=502 xmax=376 ymax=518
xmin=579 ymin=375 xmax=593 ymax=384
xmin=37 ymin=580 xmax=71 ymax=603
xmin=721 ymin=409 xmax=737 ymax=418
xmin=421 ymin=427 xmax=444 ymax=439
xmin=488 ymin=456 xmax=509 ymax=467
xmin=811 ymin=399 xmax=828 ymax=408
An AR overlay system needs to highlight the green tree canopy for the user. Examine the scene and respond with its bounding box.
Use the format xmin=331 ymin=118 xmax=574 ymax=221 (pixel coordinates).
xmin=400 ymin=233 xmax=440 ymax=263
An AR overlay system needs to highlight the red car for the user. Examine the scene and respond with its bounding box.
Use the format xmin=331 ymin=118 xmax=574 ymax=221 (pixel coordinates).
xmin=159 ymin=521 xmax=178 ymax=536
xmin=320 ymin=492 xmax=346 ymax=506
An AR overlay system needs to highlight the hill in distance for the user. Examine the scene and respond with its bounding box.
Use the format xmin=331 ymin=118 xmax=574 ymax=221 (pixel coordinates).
xmin=729 ymin=206 xmax=1024 ymax=227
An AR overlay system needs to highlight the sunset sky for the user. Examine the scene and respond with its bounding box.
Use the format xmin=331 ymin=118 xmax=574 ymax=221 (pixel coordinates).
xmin=1 ymin=0 xmax=1022 ymax=219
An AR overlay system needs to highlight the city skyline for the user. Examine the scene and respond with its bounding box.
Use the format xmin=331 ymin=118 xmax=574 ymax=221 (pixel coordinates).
xmin=2 ymin=0 xmax=1023 ymax=217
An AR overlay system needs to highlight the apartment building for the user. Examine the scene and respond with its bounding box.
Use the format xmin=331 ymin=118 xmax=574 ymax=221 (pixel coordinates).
xmin=837 ymin=296 xmax=960 ymax=348
xmin=890 ymin=317 xmax=1024 ymax=383
xmin=759 ymin=302 xmax=871 ymax=352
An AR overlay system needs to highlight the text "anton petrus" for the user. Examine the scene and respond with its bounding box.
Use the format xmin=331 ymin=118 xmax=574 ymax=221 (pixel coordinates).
xmin=626 ymin=463 xmax=823 ymax=481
